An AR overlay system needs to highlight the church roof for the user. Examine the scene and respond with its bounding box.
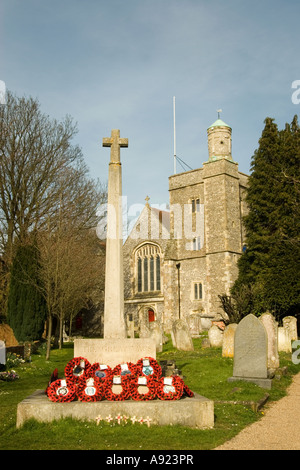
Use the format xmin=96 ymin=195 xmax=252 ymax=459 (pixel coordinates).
xmin=208 ymin=118 xmax=231 ymax=129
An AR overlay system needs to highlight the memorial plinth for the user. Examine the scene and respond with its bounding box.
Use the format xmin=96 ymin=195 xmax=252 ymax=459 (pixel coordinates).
xmin=16 ymin=389 xmax=214 ymax=429
xmin=74 ymin=338 xmax=156 ymax=368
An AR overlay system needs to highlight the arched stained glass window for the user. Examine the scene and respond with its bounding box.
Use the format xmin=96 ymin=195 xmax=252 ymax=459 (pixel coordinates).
xmin=135 ymin=244 xmax=161 ymax=293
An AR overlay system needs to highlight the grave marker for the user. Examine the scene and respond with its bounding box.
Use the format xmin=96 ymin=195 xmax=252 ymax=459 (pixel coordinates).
xmin=228 ymin=314 xmax=272 ymax=389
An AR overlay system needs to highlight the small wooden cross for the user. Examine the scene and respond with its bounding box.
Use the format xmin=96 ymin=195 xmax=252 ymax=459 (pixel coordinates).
xmin=102 ymin=129 xmax=128 ymax=163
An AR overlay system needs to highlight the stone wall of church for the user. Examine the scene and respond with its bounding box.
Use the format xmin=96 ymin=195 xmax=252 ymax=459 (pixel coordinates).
xmin=123 ymin=205 xmax=170 ymax=335
xmin=167 ymin=156 xmax=248 ymax=326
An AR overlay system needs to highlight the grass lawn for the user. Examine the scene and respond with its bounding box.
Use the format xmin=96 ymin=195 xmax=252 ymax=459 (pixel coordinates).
xmin=0 ymin=338 xmax=299 ymax=450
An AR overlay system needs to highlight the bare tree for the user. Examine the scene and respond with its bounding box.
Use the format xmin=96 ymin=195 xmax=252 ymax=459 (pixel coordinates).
xmin=0 ymin=91 xmax=107 ymax=358
xmin=0 ymin=91 xmax=103 ymax=262
xmin=38 ymin=224 xmax=104 ymax=359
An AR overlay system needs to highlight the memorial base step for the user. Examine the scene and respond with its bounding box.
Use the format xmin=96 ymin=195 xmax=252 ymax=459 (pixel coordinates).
xmin=16 ymin=389 xmax=214 ymax=429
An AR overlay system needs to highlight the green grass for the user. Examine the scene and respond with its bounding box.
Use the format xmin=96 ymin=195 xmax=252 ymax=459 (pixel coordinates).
xmin=0 ymin=338 xmax=299 ymax=450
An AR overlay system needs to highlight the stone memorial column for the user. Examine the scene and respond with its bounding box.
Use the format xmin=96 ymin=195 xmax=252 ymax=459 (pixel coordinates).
xmin=102 ymin=129 xmax=128 ymax=339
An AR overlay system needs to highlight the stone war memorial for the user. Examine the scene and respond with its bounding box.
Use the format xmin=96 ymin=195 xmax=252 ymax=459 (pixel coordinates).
xmin=74 ymin=129 xmax=156 ymax=366
xmin=17 ymin=129 xmax=214 ymax=430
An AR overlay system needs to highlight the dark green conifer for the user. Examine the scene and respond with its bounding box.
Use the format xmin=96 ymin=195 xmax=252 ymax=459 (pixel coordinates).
xmin=7 ymin=244 xmax=47 ymax=342
xmin=232 ymin=116 xmax=300 ymax=320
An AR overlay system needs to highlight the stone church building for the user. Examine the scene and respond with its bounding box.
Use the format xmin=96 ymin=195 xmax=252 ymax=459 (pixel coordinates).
xmin=123 ymin=118 xmax=248 ymax=336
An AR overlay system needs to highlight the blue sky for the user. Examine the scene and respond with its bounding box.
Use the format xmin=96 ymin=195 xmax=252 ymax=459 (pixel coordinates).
xmin=1 ymin=0 xmax=300 ymax=212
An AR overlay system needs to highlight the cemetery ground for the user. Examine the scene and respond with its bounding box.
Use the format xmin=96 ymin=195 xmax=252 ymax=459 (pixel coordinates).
xmin=0 ymin=337 xmax=299 ymax=451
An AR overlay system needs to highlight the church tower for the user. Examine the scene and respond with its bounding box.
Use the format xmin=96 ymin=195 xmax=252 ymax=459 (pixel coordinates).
xmin=203 ymin=117 xmax=247 ymax=318
xmin=165 ymin=115 xmax=248 ymax=330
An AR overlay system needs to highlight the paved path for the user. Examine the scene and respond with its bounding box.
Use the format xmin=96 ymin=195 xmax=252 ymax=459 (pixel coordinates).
xmin=215 ymin=372 xmax=300 ymax=450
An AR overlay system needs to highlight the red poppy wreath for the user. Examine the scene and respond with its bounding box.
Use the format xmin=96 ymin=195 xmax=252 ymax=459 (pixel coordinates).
xmin=76 ymin=377 xmax=104 ymax=402
xmin=129 ymin=375 xmax=157 ymax=401
xmin=46 ymin=378 xmax=77 ymax=403
xmin=64 ymin=357 xmax=91 ymax=384
xmin=104 ymin=375 xmax=132 ymax=401
xmin=89 ymin=362 xmax=113 ymax=382
xmin=156 ymin=375 xmax=184 ymax=401
xmin=112 ymin=362 xmax=137 ymax=378
xmin=135 ymin=357 xmax=162 ymax=380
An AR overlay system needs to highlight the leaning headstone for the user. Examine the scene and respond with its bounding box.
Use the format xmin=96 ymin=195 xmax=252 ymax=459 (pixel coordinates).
xmin=283 ymin=316 xmax=298 ymax=341
xmin=278 ymin=326 xmax=292 ymax=353
xmin=228 ymin=314 xmax=272 ymax=389
xmin=260 ymin=313 xmax=279 ymax=369
xmin=171 ymin=319 xmax=194 ymax=351
xmin=222 ymin=324 xmax=237 ymax=357
xmin=208 ymin=325 xmax=223 ymax=348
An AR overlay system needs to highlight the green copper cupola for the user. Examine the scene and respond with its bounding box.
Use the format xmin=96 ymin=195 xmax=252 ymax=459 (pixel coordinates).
xmin=207 ymin=117 xmax=232 ymax=162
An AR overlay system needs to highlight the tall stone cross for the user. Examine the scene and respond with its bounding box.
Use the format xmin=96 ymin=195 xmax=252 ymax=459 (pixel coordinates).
xmin=103 ymin=129 xmax=129 ymax=163
xmin=102 ymin=129 xmax=128 ymax=339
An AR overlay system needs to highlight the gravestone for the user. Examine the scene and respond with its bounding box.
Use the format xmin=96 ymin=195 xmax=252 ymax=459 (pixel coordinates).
xmin=222 ymin=324 xmax=237 ymax=358
xmin=139 ymin=315 xmax=151 ymax=338
xmin=0 ymin=340 xmax=5 ymax=366
xmin=208 ymin=325 xmax=223 ymax=348
xmin=189 ymin=313 xmax=202 ymax=336
xmin=278 ymin=327 xmax=292 ymax=353
xmin=283 ymin=316 xmax=298 ymax=342
xmin=149 ymin=321 xmax=163 ymax=353
xmin=228 ymin=314 xmax=272 ymax=389
xmin=200 ymin=316 xmax=213 ymax=331
xmin=260 ymin=312 xmax=279 ymax=369
xmin=171 ymin=319 xmax=194 ymax=351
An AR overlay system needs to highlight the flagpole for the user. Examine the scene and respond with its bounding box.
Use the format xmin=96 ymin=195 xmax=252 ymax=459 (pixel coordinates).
xmin=173 ymin=96 xmax=176 ymax=174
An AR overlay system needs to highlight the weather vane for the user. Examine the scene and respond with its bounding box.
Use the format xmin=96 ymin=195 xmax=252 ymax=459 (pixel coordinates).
xmin=217 ymin=109 xmax=222 ymax=119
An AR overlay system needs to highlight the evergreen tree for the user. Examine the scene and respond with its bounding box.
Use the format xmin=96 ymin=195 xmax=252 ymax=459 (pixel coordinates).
xmin=7 ymin=244 xmax=47 ymax=342
xmin=232 ymin=116 xmax=300 ymax=321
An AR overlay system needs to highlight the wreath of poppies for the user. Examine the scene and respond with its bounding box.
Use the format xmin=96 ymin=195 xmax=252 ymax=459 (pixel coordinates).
xmin=112 ymin=362 xmax=137 ymax=378
xmin=104 ymin=374 xmax=132 ymax=401
xmin=64 ymin=357 xmax=91 ymax=384
xmin=129 ymin=375 xmax=157 ymax=401
xmin=156 ymin=375 xmax=184 ymax=401
xmin=89 ymin=362 xmax=113 ymax=382
xmin=46 ymin=378 xmax=77 ymax=403
xmin=135 ymin=357 xmax=162 ymax=380
xmin=46 ymin=356 xmax=195 ymax=403
xmin=76 ymin=377 xmax=104 ymax=402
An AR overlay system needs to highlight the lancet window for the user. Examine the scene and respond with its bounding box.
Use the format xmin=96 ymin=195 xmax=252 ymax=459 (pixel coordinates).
xmin=136 ymin=244 xmax=161 ymax=293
